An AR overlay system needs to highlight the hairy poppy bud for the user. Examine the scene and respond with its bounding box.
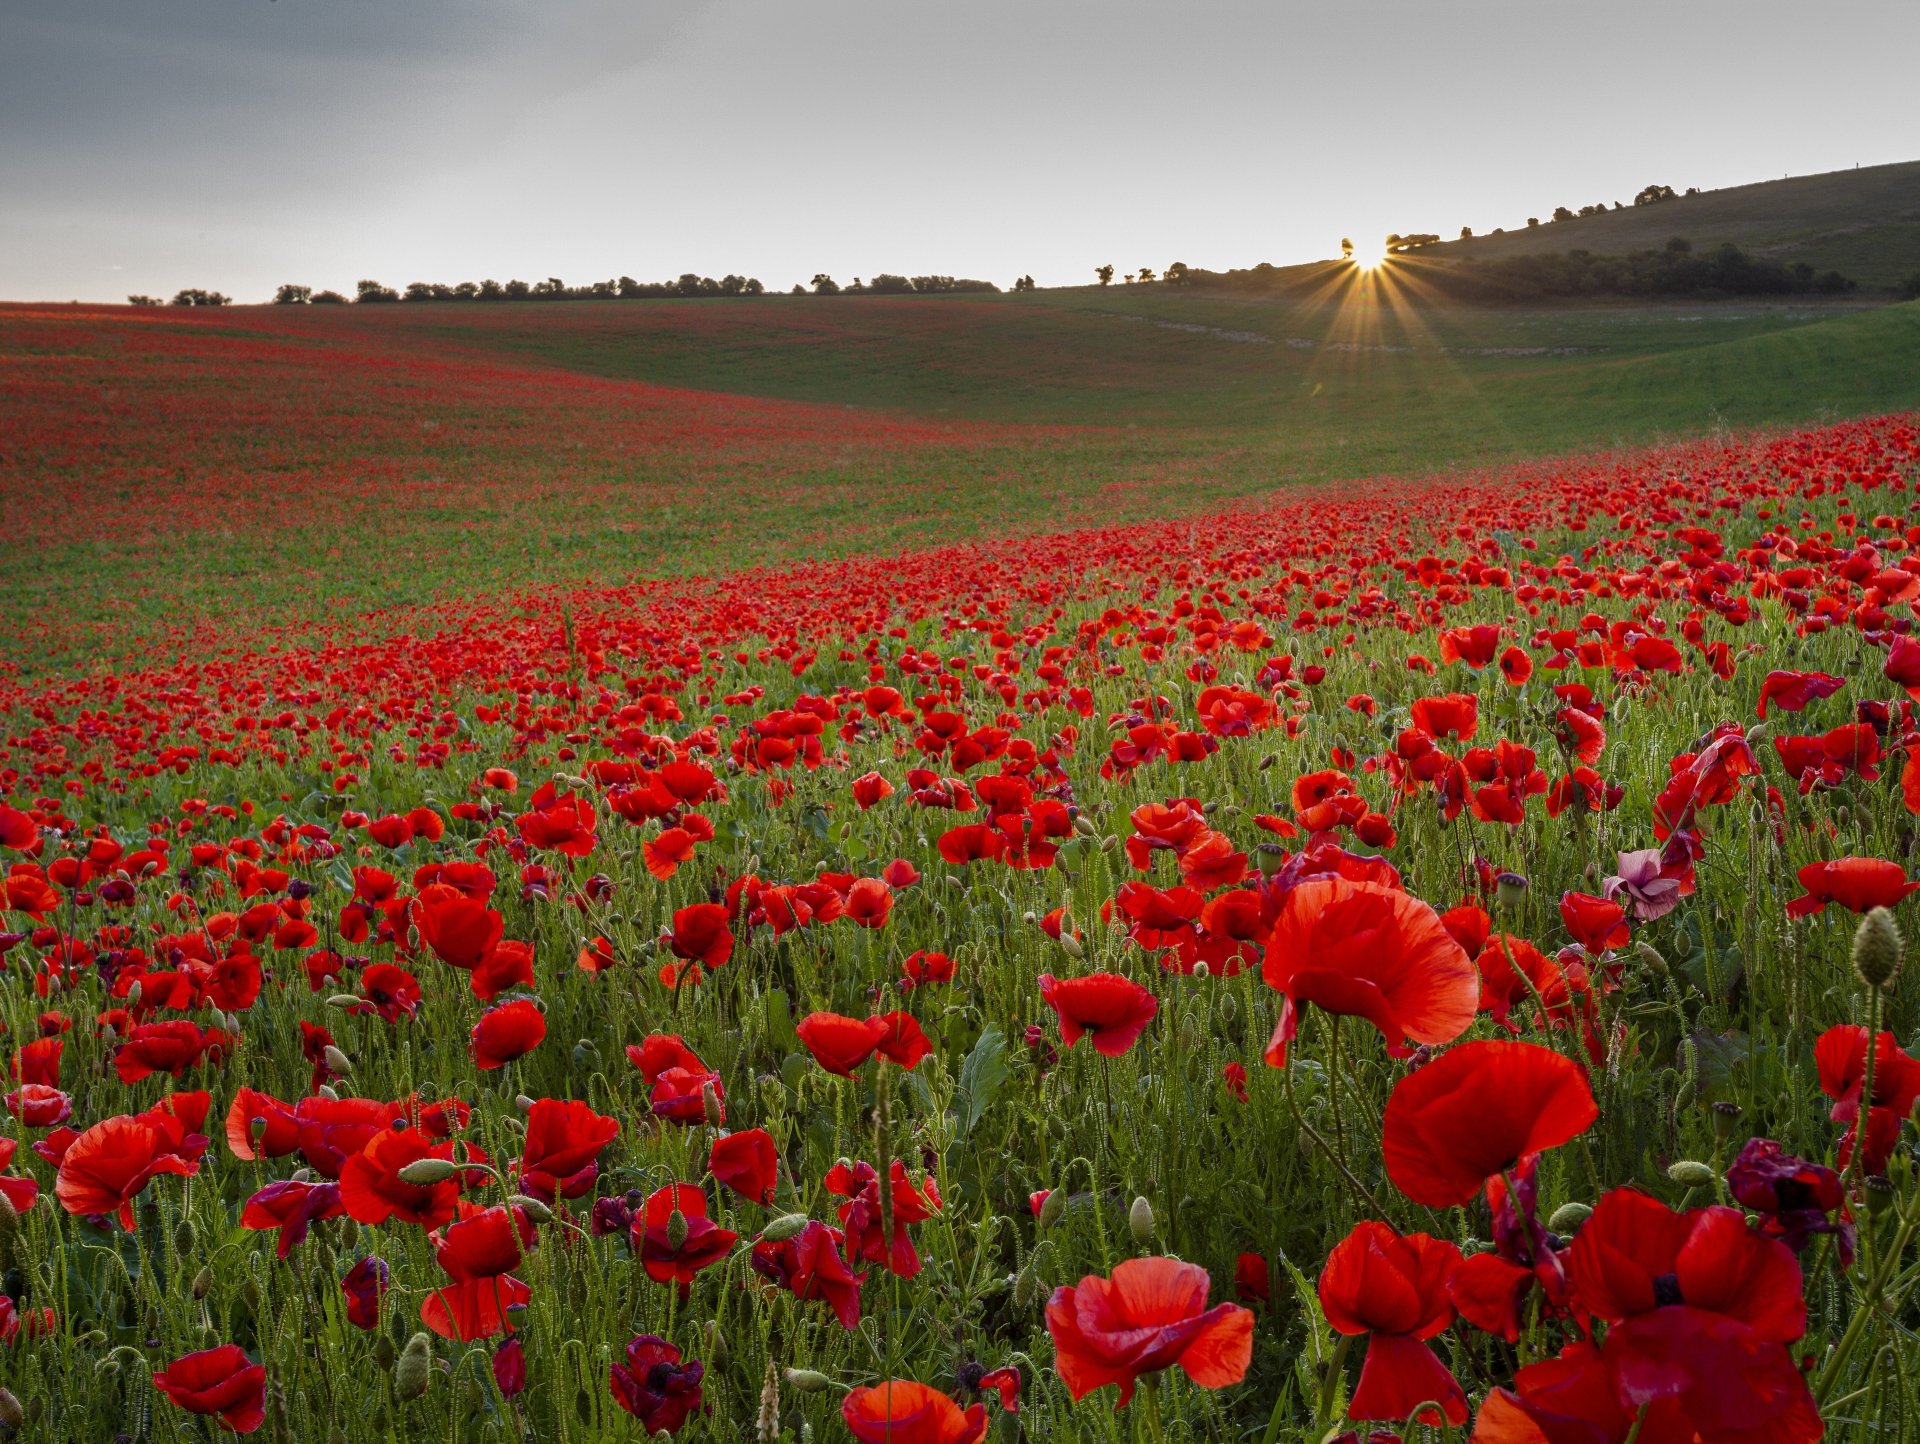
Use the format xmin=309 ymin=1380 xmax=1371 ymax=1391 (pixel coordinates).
xmin=1128 ymin=1195 xmax=1155 ymax=1244
xmin=1191 ymin=960 xmax=1210 ymax=980
xmin=1547 ymin=1201 xmax=1592 ymax=1233
xmin=1852 ymin=906 xmax=1904 ymax=991
xmin=191 ymin=1266 xmax=213 ymax=1301
xmin=397 ymin=1158 xmax=459 ymax=1186
xmin=395 ymin=1332 xmax=433 ymax=1399
xmin=702 ymin=1080 xmax=725 ymax=1129
xmin=783 ymin=1368 xmax=833 ymax=1394
xmin=1667 ymin=1160 xmax=1715 ymax=1189
xmin=317 ymin=1084 xmax=340 ymax=1102
xmin=173 ymin=1217 xmax=197 ymax=1255
xmin=326 ymin=993 xmax=362 ymax=1011
xmin=510 ymin=1195 xmax=554 ymax=1224
xmin=1012 ymin=1264 xmax=1043 ymax=1310
xmin=0 ymin=1388 xmax=20 ymax=1432
xmin=372 ymin=1336 xmax=396 ymax=1369
xmin=1037 ymin=1189 xmax=1065 ymax=1229
xmin=1635 ymin=941 xmax=1668 ymax=976
xmin=704 ymin=1319 xmax=730 ymax=1370
xmin=1060 ymin=932 xmax=1084 ymax=961
xmin=666 ymin=1206 xmax=689 ymax=1251
xmin=762 ymin=1212 xmax=810 ymax=1242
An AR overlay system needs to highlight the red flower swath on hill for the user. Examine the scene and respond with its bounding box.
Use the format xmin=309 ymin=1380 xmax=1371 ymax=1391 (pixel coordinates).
xmin=470 ymin=998 xmax=546 ymax=1070
xmin=1382 ymin=1039 xmax=1599 ymax=1206
xmin=54 ymin=1115 xmax=200 ymax=1229
xmin=1259 ymin=878 xmax=1476 ymax=1067
xmin=514 ymin=1097 xmax=618 ymax=1202
xmin=826 ymin=1158 xmax=943 ymax=1278
xmin=152 ymin=1346 xmax=267 ymax=1435
xmin=709 ymin=1127 xmax=778 ymax=1204
xmin=842 ymin=1381 xmax=987 ymax=1444
xmin=750 ymin=1219 xmax=865 ymax=1329
xmin=421 ymin=1203 xmax=536 ymax=1340
xmin=1318 ymin=1221 xmax=1468 ymax=1427
xmin=1037 ymin=972 xmax=1159 ymax=1057
xmin=1784 ymin=856 xmax=1919 ymax=918
xmin=1815 ymin=1024 xmax=1920 ymax=1174
xmin=1045 ymin=1256 xmax=1252 ymax=1407
xmin=1566 ymin=1188 xmax=1820 ymax=1444
xmin=610 ymin=1335 xmax=706 ymax=1434
xmin=633 ymin=1183 xmax=738 ymax=1298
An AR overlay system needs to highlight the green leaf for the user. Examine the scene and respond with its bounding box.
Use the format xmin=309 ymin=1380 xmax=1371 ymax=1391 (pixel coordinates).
xmin=955 ymin=1025 xmax=1010 ymax=1136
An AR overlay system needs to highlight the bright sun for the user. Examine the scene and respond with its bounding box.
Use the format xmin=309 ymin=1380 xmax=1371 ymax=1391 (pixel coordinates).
xmin=1350 ymin=239 xmax=1387 ymax=271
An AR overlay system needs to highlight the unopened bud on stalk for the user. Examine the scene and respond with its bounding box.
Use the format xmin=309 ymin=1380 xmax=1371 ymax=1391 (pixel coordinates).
xmin=783 ymin=1368 xmax=833 ymax=1394
xmin=1667 ymin=1160 xmax=1716 ymax=1189
xmin=761 ymin=1213 xmax=811 ymax=1242
xmin=0 ymin=1387 xmax=22 ymax=1433
xmin=316 ymin=1084 xmax=340 ymax=1102
xmin=326 ymin=993 xmax=362 ymax=1011
xmin=191 ymin=1266 xmax=214 ymax=1301
xmin=1852 ymin=906 xmax=1904 ymax=991
xmin=397 ymin=1159 xmax=460 ymax=1186
xmin=322 ymin=1046 xmax=353 ymax=1077
xmin=1128 ymin=1195 xmax=1155 ymax=1244
xmin=1547 ymin=1202 xmax=1592 ymax=1233
xmin=1037 ymin=1189 xmax=1066 ymax=1229
xmin=666 ymin=1206 xmax=689 ymax=1250
xmin=395 ymin=1333 xmax=433 ymax=1400
xmin=702 ymin=1080 xmax=725 ymax=1129
xmin=1059 ymin=932 xmax=1084 ymax=961
xmin=1635 ymin=942 xmax=1668 ymax=977
xmin=510 ymin=1195 xmax=554 ymax=1224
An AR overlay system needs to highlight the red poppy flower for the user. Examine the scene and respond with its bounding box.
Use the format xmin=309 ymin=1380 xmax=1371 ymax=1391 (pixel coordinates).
xmin=411 ymin=884 xmax=504 ymax=972
xmin=1381 ymin=1040 xmax=1598 ymax=1206
xmin=516 ymin=782 xmax=597 ymax=857
xmin=825 ymin=1158 xmax=943 ymax=1278
xmin=1815 ymin=1024 xmax=1920 ymax=1173
xmin=421 ymin=1204 xmax=536 ymax=1340
xmin=628 ymin=1033 xmax=724 ymax=1123
xmin=1785 ymin=856 xmax=1919 ymax=918
xmin=241 ymin=1179 xmax=344 ymax=1259
xmin=1558 ymin=891 xmax=1629 ymax=954
xmin=1757 ymin=669 xmax=1845 ymax=718
xmin=114 ymin=1019 xmax=229 ymax=1084
xmin=710 ymin=1127 xmax=778 ymax=1205
xmin=1410 ymin=692 xmax=1478 ymax=740
xmin=634 ymin=1183 xmax=739 ymax=1298
xmin=1474 ymin=1344 xmax=1690 ymax=1444
xmin=340 ymin=1256 xmax=389 ymax=1330
xmin=750 ymin=1219 xmax=865 ymax=1329
xmin=902 ymin=949 xmax=955 ymax=988
xmin=796 ymin=1011 xmax=889 ymax=1076
xmin=845 ymin=876 xmax=895 ymax=928
xmin=842 ymin=1381 xmax=987 ymax=1444
xmin=1045 ymin=1256 xmax=1252 ymax=1406
xmin=469 ymin=939 xmax=534 ymax=1001
xmin=1037 ymin=972 xmax=1159 ymax=1058
xmin=1259 ymin=878 xmax=1476 ymax=1066
xmin=1318 ymin=1221 xmax=1467 ymax=1426
xmin=516 ymin=1097 xmax=618 ymax=1202
xmin=1234 ymin=1252 xmax=1271 ymax=1304
xmin=5 ymin=1082 xmax=71 ymax=1127
xmin=339 ymin=1121 xmax=461 ymax=1228
xmin=669 ymin=902 xmax=733 ymax=968
xmin=152 ymin=1346 xmax=267 ymax=1434
xmin=54 ymin=1115 xmax=201 ymax=1230
xmin=610 ymin=1335 xmax=707 ymax=1433
xmin=355 ymin=963 xmax=422 ymax=1021
xmin=470 ymin=998 xmax=546 ymax=1070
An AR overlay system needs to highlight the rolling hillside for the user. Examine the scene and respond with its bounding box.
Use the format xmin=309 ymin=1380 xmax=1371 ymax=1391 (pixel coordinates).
xmin=1429 ymin=159 xmax=1920 ymax=288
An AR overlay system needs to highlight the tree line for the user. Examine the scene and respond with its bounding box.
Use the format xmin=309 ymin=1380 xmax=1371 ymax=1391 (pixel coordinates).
xmin=126 ymin=271 xmax=1018 ymax=307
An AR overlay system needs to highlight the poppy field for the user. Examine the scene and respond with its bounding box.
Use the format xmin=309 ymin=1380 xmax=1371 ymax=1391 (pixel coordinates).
xmin=6 ymin=345 xmax=1920 ymax=1444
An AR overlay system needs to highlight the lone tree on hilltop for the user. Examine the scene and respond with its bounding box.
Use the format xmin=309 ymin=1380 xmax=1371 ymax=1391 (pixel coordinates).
xmin=1095 ymin=264 xmax=1114 ymax=286
xmin=810 ymin=273 xmax=840 ymax=295
xmin=273 ymin=284 xmax=311 ymax=305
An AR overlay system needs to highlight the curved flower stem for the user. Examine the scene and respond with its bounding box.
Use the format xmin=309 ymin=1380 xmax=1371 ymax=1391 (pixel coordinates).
xmin=1284 ymin=1046 xmax=1389 ymax=1219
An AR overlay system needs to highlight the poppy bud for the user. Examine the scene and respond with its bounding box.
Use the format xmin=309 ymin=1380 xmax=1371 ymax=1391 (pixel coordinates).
xmin=0 ymin=1389 xmax=21 ymax=1433
xmin=1852 ymin=906 xmax=1904 ymax=991
xmin=1217 ymin=990 xmax=1239 ymax=1026
xmin=1635 ymin=941 xmax=1668 ymax=976
xmin=395 ymin=1332 xmax=433 ymax=1399
xmin=1191 ymin=961 xmax=1210 ymax=980
xmin=397 ymin=1158 xmax=460 ymax=1186
xmin=326 ymin=993 xmax=362 ymax=1011
xmin=702 ymin=1080 xmax=725 ymax=1129
xmin=783 ymin=1368 xmax=833 ymax=1394
xmin=1128 ymin=1195 xmax=1155 ymax=1244
xmin=1060 ymin=933 xmax=1084 ymax=961
xmin=317 ymin=1084 xmax=340 ymax=1102
xmin=322 ymin=1045 xmax=353 ymax=1077
xmin=1866 ymin=1175 xmax=1896 ymax=1216
xmin=1547 ymin=1201 xmax=1592 ymax=1233
xmin=373 ymin=1336 xmax=397 ymax=1369
xmin=510 ymin=1195 xmax=555 ymax=1224
xmin=191 ymin=1266 xmax=213 ymax=1301
xmin=704 ymin=1319 xmax=730 ymax=1369
xmin=1100 ymin=835 xmax=1119 ymax=853
xmin=241 ymin=1280 xmax=261 ymax=1312
xmin=126 ymin=980 xmax=143 ymax=1009
xmin=762 ymin=1212 xmax=811 ymax=1242
xmin=1037 ymin=1189 xmax=1066 ymax=1229
xmin=1667 ymin=1160 xmax=1716 ymax=1189
xmin=1012 ymin=1264 xmax=1043 ymax=1310
xmin=666 ymin=1205 xmax=689 ymax=1250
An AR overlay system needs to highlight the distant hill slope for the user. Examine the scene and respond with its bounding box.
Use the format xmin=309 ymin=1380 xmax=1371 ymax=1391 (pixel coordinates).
xmin=1429 ymin=160 xmax=1920 ymax=288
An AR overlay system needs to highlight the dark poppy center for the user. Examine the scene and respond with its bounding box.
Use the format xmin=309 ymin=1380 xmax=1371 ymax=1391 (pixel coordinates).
xmin=1652 ymin=1271 xmax=1684 ymax=1307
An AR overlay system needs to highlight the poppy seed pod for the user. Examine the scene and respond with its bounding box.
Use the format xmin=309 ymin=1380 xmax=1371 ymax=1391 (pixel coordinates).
xmin=1495 ymin=872 xmax=1529 ymax=909
xmin=1667 ymin=1160 xmax=1716 ymax=1189
xmin=395 ymin=1332 xmax=433 ymax=1400
xmin=1852 ymin=906 xmax=1904 ymax=990
xmin=1865 ymin=1175 xmax=1896 ymax=1216
xmin=1128 ymin=1196 xmax=1155 ymax=1243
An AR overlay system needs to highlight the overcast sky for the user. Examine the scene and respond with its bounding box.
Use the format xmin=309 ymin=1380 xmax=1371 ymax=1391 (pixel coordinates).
xmin=5 ymin=0 xmax=1917 ymax=302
